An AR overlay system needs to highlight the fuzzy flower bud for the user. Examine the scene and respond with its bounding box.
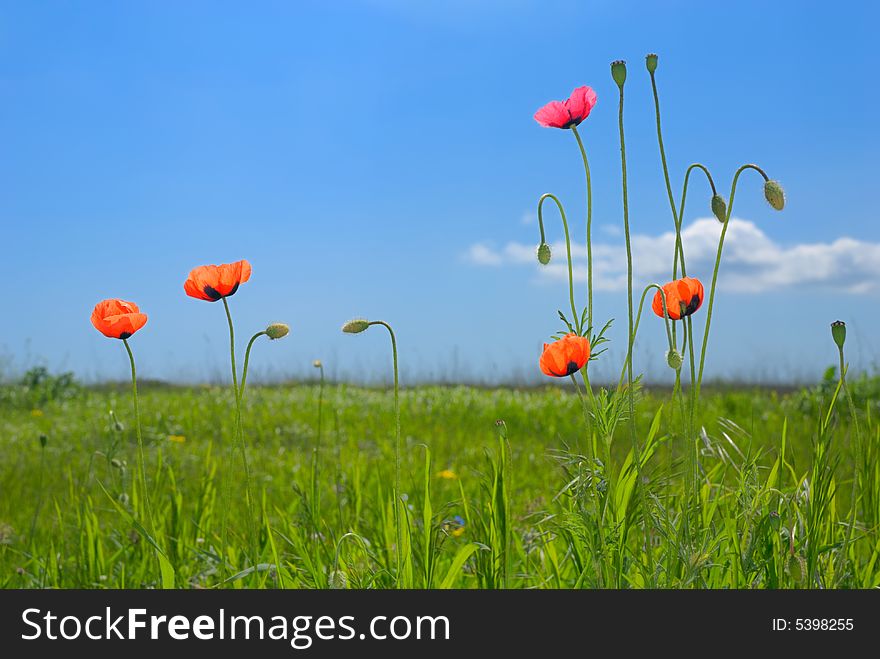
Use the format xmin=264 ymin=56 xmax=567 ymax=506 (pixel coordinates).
xmin=666 ymin=349 xmax=683 ymax=370
xmin=645 ymin=53 xmax=658 ymax=73
xmin=831 ymin=320 xmax=846 ymax=350
xmin=342 ymin=318 xmax=370 ymax=334
xmin=328 ymin=569 xmax=348 ymax=589
xmin=265 ymin=322 xmax=289 ymax=340
xmin=611 ymin=60 xmax=627 ymax=87
xmin=39 ymin=434 xmax=48 ymax=449
xmin=537 ymin=243 xmax=551 ymax=265
xmin=313 ymin=359 xmax=323 ymax=368
xmin=711 ymin=194 xmax=727 ymax=223
xmin=764 ymin=180 xmax=785 ymax=211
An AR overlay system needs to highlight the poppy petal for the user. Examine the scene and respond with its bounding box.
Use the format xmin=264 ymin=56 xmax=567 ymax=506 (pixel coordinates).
xmin=534 ymin=100 xmax=571 ymax=129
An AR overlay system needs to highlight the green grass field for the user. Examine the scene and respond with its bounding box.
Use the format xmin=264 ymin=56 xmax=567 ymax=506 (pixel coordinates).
xmin=1 ymin=367 xmax=878 ymax=589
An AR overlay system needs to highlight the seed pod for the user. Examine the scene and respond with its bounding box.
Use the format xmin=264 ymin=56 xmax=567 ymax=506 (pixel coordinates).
xmin=611 ymin=60 xmax=627 ymax=87
xmin=830 ymin=320 xmax=846 ymax=350
xmin=645 ymin=53 xmax=658 ymax=73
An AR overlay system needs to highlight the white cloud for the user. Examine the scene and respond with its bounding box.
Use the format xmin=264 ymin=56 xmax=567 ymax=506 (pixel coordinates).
xmin=464 ymin=218 xmax=880 ymax=293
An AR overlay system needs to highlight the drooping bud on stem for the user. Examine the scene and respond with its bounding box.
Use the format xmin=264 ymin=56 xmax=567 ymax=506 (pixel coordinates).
xmin=645 ymin=53 xmax=658 ymax=73
xmin=711 ymin=194 xmax=728 ymax=223
xmin=831 ymin=320 xmax=846 ymax=350
xmin=764 ymin=180 xmax=785 ymax=211
xmin=342 ymin=318 xmax=370 ymax=334
xmin=537 ymin=243 xmax=551 ymax=265
xmin=313 ymin=359 xmax=323 ymax=368
xmin=265 ymin=322 xmax=290 ymax=340
xmin=666 ymin=349 xmax=683 ymax=370
xmin=611 ymin=60 xmax=627 ymax=88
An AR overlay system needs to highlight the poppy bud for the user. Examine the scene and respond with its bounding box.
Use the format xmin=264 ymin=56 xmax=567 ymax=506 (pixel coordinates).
xmin=265 ymin=322 xmax=289 ymax=340
xmin=764 ymin=180 xmax=785 ymax=211
xmin=328 ymin=569 xmax=348 ymax=589
xmin=342 ymin=319 xmax=370 ymax=334
xmin=495 ymin=419 xmax=508 ymax=440
xmin=39 ymin=434 xmax=48 ymax=449
xmin=711 ymin=194 xmax=727 ymax=223
xmin=645 ymin=53 xmax=658 ymax=73
xmin=313 ymin=359 xmax=323 ymax=368
xmin=537 ymin=242 xmax=551 ymax=265
xmin=611 ymin=60 xmax=627 ymax=87
xmin=831 ymin=320 xmax=846 ymax=350
xmin=786 ymin=554 xmax=806 ymax=584
xmin=666 ymin=349 xmax=683 ymax=370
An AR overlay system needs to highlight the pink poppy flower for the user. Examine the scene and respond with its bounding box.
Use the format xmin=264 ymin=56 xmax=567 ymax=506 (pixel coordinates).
xmin=533 ymin=86 xmax=598 ymax=129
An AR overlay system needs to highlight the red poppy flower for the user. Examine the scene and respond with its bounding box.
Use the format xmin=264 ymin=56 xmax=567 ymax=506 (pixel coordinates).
xmin=539 ymin=334 xmax=591 ymax=377
xmin=90 ymin=299 xmax=148 ymax=339
xmin=184 ymin=260 xmax=252 ymax=302
xmin=652 ymin=277 xmax=705 ymax=320
xmin=534 ymin=86 xmax=598 ymax=129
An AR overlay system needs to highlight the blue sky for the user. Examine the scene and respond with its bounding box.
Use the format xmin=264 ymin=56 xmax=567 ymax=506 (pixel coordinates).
xmin=0 ymin=0 xmax=877 ymax=384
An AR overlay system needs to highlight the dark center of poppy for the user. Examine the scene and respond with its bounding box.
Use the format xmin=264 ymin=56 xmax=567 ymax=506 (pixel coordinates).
xmin=119 ymin=332 xmax=131 ymax=340
xmin=564 ymin=360 xmax=580 ymax=376
xmin=684 ymin=295 xmax=701 ymax=316
xmin=203 ymin=285 xmax=222 ymax=301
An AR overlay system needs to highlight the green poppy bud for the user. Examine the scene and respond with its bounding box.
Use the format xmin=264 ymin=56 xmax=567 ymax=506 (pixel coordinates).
xmin=711 ymin=194 xmax=727 ymax=223
xmin=786 ymin=554 xmax=806 ymax=584
xmin=645 ymin=53 xmax=658 ymax=73
xmin=342 ymin=319 xmax=370 ymax=334
xmin=39 ymin=434 xmax=48 ymax=449
xmin=328 ymin=569 xmax=348 ymax=589
xmin=265 ymin=322 xmax=290 ymax=340
xmin=831 ymin=320 xmax=846 ymax=350
xmin=764 ymin=180 xmax=785 ymax=211
xmin=666 ymin=349 xmax=683 ymax=370
xmin=611 ymin=60 xmax=627 ymax=88
xmin=537 ymin=243 xmax=551 ymax=265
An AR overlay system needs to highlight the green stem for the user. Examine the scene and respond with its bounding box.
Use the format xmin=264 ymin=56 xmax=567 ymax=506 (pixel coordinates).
xmin=616 ymin=284 xmax=674 ymax=390
xmin=538 ymin=193 xmax=579 ymax=332
xmin=571 ymin=125 xmax=593 ymax=326
xmin=311 ymin=364 xmax=325 ymax=527
xmin=123 ymin=338 xmax=153 ymax=533
xmin=695 ymin=164 xmax=768 ymax=397
xmin=222 ymin=297 xmax=256 ymax=562
xmin=368 ymin=320 xmax=402 ymax=583
xmin=838 ymin=346 xmax=864 ymax=576
xmin=240 ymin=331 xmax=267 ymax=397
xmin=616 ymin=77 xmax=653 ymax=578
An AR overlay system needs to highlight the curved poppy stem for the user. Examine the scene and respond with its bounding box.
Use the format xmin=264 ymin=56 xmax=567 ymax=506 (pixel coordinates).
xmin=221 ymin=297 xmax=257 ymax=562
xmin=366 ymin=320 xmax=402 ymax=584
xmin=570 ymin=125 xmax=593 ymax=327
xmin=240 ymin=330 xmax=268 ymax=397
xmin=674 ymin=164 xmax=717 ymax=279
xmin=616 ymin=284 xmax=674 ymax=390
xmin=537 ymin=193 xmax=579 ymax=333
xmin=695 ymin=163 xmax=769 ymax=397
